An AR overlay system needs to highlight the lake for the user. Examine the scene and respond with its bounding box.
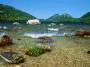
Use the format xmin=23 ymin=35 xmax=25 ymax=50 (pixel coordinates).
xmin=0 ymin=22 xmax=90 ymax=38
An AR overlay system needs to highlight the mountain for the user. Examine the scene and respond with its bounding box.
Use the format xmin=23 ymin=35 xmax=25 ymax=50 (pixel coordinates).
xmin=47 ymin=14 xmax=61 ymax=22
xmin=80 ymin=12 xmax=90 ymax=23
xmin=47 ymin=13 xmax=80 ymax=23
xmin=0 ymin=4 xmax=36 ymax=21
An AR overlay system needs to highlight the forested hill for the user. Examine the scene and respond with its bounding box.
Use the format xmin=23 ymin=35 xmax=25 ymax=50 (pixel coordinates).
xmin=80 ymin=12 xmax=90 ymax=23
xmin=47 ymin=13 xmax=80 ymax=23
xmin=0 ymin=4 xmax=36 ymax=21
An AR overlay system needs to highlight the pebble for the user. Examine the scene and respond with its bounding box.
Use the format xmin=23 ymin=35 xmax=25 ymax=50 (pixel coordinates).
xmin=15 ymin=65 xmax=21 ymax=67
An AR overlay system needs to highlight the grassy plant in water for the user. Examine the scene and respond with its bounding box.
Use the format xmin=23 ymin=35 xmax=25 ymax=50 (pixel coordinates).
xmin=26 ymin=47 xmax=44 ymax=57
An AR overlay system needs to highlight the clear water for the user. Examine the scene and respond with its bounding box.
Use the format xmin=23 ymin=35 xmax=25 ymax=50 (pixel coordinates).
xmin=0 ymin=22 xmax=90 ymax=63
xmin=0 ymin=57 xmax=6 ymax=64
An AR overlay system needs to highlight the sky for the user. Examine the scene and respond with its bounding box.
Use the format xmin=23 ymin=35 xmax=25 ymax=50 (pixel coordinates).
xmin=0 ymin=0 xmax=90 ymax=19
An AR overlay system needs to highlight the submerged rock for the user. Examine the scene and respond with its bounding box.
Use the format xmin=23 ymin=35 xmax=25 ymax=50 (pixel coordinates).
xmin=87 ymin=51 xmax=90 ymax=54
xmin=38 ymin=44 xmax=53 ymax=52
xmin=43 ymin=45 xmax=52 ymax=52
xmin=0 ymin=52 xmax=24 ymax=64
xmin=74 ymin=31 xmax=90 ymax=37
xmin=38 ymin=36 xmax=54 ymax=43
xmin=0 ymin=35 xmax=13 ymax=47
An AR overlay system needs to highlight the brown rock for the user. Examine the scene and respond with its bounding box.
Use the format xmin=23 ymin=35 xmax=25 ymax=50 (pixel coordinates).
xmin=0 ymin=35 xmax=13 ymax=47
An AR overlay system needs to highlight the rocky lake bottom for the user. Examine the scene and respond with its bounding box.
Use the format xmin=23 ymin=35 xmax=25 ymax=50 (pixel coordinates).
xmin=0 ymin=23 xmax=90 ymax=67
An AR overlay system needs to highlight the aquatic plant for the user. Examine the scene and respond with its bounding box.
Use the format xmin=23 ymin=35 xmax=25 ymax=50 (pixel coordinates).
xmin=26 ymin=47 xmax=45 ymax=57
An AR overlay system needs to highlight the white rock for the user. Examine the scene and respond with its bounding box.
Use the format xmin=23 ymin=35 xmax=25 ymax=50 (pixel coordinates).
xmin=59 ymin=23 xmax=64 ymax=26
xmin=48 ymin=28 xmax=59 ymax=31
xmin=15 ymin=65 xmax=21 ymax=67
xmin=13 ymin=22 xmax=20 ymax=25
xmin=3 ymin=26 xmax=7 ymax=29
xmin=27 ymin=19 xmax=40 ymax=24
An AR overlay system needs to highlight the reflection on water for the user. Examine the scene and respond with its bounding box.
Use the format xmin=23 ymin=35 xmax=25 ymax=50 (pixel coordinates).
xmin=0 ymin=32 xmax=6 ymax=37
xmin=23 ymin=32 xmax=75 ymax=38
xmin=0 ymin=22 xmax=90 ymax=38
xmin=24 ymin=32 xmax=57 ymax=38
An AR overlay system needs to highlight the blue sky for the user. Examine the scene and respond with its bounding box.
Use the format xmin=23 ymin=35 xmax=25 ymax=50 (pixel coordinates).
xmin=0 ymin=0 xmax=90 ymax=19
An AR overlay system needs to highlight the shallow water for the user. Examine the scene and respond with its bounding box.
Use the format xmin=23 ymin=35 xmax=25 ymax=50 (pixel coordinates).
xmin=0 ymin=22 xmax=90 ymax=66
xmin=0 ymin=57 xmax=6 ymax=64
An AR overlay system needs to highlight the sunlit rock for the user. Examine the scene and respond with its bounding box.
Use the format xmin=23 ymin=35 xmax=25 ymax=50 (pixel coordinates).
xmin=27 ymin=19 xmax=40 ymax=24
